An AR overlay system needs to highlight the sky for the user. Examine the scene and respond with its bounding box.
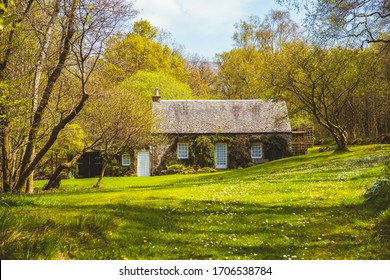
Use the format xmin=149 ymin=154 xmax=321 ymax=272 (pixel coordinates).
xmin=132 ymin=0 xmax=305 ymax=59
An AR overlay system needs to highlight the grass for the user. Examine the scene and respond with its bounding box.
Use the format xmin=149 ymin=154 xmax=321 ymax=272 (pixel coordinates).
xmin=0 ymin=144 xmax=389 ymax=260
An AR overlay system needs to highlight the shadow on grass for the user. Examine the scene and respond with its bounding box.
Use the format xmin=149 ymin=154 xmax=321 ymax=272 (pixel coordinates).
xmin=2 ymin=197 xmax=385 ymax=260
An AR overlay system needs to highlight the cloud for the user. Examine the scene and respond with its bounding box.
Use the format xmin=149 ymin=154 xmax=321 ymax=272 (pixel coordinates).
xmin=132 ymin=0 xmax=295 ymax=58
xmin=135 ymin=0 xmax=248 ymax=31
xmin=135 ymin=0 xmax=182 ymax=29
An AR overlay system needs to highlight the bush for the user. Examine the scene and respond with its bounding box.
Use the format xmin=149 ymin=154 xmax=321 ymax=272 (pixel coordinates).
xmin=197 ymin=167 xmax=216 ymax=173
xmin=163 ymin=164 xmax=217 ymax=175
xmin=105 ymin=157 xmax=133 ymax=176
xmin=263 ymin=135 xmax=291 ymax=161
xmin=364 ymin=178 xmax=390 ymax=205
xmin=229 ymin=137 xmax=251 ymax=168
xmin=166 ymin=164 xmax=186 ymax=174
xmin=192 ymin=136 xmax=214 ymax=167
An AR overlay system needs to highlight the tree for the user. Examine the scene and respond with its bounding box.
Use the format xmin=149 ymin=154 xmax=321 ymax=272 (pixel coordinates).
xmin=132 ymin=19 xmax=158 ymax=40
xmin=80 ymin=88 xmax=152 ymax=188
xmin=337 ymin=46 xmax=390 ymax=142
xmin=42 ymin=123 xmax=87 ymax=190
xmin=0 ymin=0 xmax=35 ymax=193
xmin=1 ymin=0 xmax=137 ymax=193
xmin=277 ymin=0 xmax=390 ymax=47
xmin=216 ymin=48 xmax=266 ymax=99
xmin=186 ymin=54 xmax=217 ymax=98
xmin=103 ymin=20 xmax=189 ymax=83
xmin=274 ymin=43 xmax=370 ymax=151
xmin=233 ymin=10 xmax=299 ymax=52
xmin=119 ymin=71 xmax=193 ymax=104
xmin=215 ymin=10 xmax=300 ymax=100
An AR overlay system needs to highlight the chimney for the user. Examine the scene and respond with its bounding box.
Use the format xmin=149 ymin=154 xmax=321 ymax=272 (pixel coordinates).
xmin=152 ymin=87 xmax=161 ymax=103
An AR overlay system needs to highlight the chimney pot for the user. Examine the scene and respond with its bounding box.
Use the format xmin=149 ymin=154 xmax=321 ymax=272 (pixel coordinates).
xmin=152 ymin=87 xmax=161 ymax=102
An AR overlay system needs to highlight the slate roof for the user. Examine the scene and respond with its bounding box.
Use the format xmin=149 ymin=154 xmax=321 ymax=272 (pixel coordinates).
xmin=152 ymin=99 xmax=291 ymax=134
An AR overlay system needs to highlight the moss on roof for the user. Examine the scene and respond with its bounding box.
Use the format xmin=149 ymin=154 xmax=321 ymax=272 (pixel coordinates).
xmin=152 ymin=99 xmax=291 ymax=134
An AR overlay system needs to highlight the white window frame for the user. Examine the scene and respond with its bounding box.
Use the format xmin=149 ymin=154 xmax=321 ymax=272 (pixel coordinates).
xmin=121 ymin=153 xmax=131 ymax=166
xmin=251 ymin=142 xmax=263 ymax=159
xmin=215 ymin=143 xmax=228 ymax=169
xmin=177 ymin=143 xmax=189 ymax=159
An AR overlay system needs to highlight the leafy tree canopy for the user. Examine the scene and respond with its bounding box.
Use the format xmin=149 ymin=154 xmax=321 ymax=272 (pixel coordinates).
xmin=103 ymin=20 xmax=189 ymax=83
xmin=119 ymin=71 xmax=193 ymax=104
xmin=132 ymin=19 xmax=158 ymax=40
xmin=233 ymin=10 xmax=299 ymax=52
xmin=274 ymin=42 xmax=377 ymax=150
xmin=216 ymin=48 xmax=271 ymax=99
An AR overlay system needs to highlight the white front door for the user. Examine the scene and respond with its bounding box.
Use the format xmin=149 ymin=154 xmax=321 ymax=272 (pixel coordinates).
xmin=215 ymin=143 xmax=228 ymax=169
xmin=137 ymin=151 xmax=150 ymax=176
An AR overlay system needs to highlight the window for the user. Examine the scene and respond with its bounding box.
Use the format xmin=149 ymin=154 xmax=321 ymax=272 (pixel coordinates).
xmin=177 ymin=143 xmax=189 ymax=159
xmin=121 ymin=153 xmax=131 ymax=166
xmin=215 ymin=143 xmax=228 ymax=169
xmin=251 ymin=143 xmax=263 ymax=159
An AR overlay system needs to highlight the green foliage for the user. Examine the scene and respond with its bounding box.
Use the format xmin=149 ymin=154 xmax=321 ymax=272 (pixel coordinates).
xmin=274 ymin=43 xmax=374 ymax=151
xmin=52 ymin=124 xmax=86 ymax=156
xmin=103 ymin=21 xmax=188 ymax=83
xmin=105 ymin=157 xmax=133 ymax=177
xmin=69 ymin=213 xmax=114 ymax=238
xmin=166 ymin=164 xmax=186 ymax=174
xmin=364 ymin=165 xmax=390 ymax=206
xmin=262 ymin=135 xmax=292 ymax=160
xmin=119 ymin=71 xmax=193 ymax=104
xmin=35 ymin=124 xmax=86 ymax=180
xmin=160 ymin=134 xmax=291 ymax=172
xmin=216 ymin=49 xmax=275 ymax=99
xmin=197 ymin=167 xmax=216 ymax=173
xmin=233 ymin=11 xmax=299 ymax=52
xmin=376 ymin=207 xmax=390 ymax=242
xmin=192 ymin=136 xmax=215 ymax=167
xmin=228 ymin=137 xmax=251 ymax=168
xmin=163 ymin=164 xmax=216 ymax=175
xmin=132 ymin=19 xmax=158 ymax=40
xmin=157 ymin=135 xmax=215 ymax=173
xmin=0 ymin=205 xmax=24 ymax=248
xmin=364 ymin=179 xmax=390 ymax=204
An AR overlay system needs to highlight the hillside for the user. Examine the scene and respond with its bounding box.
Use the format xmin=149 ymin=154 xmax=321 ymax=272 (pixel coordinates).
xmin=1 ymin=145 xmax=389 ymax=259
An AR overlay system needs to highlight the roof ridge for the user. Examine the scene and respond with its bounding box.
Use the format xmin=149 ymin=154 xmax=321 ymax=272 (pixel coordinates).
xmin=159 ymin=99 xmax=282 ymax=102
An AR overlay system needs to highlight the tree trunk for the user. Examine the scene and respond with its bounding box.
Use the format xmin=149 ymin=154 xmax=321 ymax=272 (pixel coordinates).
xmin=14 ymin=0 xmax=77 ymax=193
xmin=94 ymin=161 xmax=107 ymax=189
xmin=25 ymin=147 xmax=36 ymax=194
xmin=0 ymin=1 xmax=35 ymax=193
xmin=314 ymin=113 xmax=349 ymax=153
xmin=1 ymin=123 xmax=11 ymax=192
xmin=26 ymin=0 xmax=60 ymax=194
xmin=332 ymin=127 xmax=349 ymax=152
xmin=43 ymin=165 xmax=64 ymax=191
xmin=43 ymin=151 xmax=85 ymax=191
xmin=26 ymin=173 xmax=34 ymax=194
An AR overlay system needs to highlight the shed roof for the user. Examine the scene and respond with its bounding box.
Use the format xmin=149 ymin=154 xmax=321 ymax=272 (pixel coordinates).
xmin=152 ymin=99 xmax=291 ymax=134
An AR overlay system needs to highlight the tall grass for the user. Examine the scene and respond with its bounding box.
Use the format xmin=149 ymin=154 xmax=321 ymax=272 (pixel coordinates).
xmin=1 ymin=145 xmax=389 ymax=259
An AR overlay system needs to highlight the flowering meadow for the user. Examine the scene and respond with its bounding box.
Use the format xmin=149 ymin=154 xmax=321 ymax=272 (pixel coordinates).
xmin=1 ymin=145 xmax=389 ymax=259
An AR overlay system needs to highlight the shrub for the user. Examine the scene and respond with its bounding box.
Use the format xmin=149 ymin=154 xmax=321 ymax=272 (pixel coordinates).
xmin=166 ymin=164 xmax=186 ymax=174
xmin=229 ymin=137 xmax=251 ymax=168
xmin=197 ymin=167 xmax=216 ymax=173
xmin=158 ymin=148 xmax=180 ymax=172
xmin=105 ymin=156 xmax=133 ymax=176
xmin=263 ymin=135 xmax=291 ymax=160
xmin=364 ymin=178 xmax=390 ymax=205
xmin=192 ymin=136 xmax=214 ymax=167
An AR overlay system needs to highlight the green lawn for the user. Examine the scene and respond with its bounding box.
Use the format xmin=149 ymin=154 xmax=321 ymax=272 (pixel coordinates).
xmin=1 ymin=145 xmax=389 ymax=260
